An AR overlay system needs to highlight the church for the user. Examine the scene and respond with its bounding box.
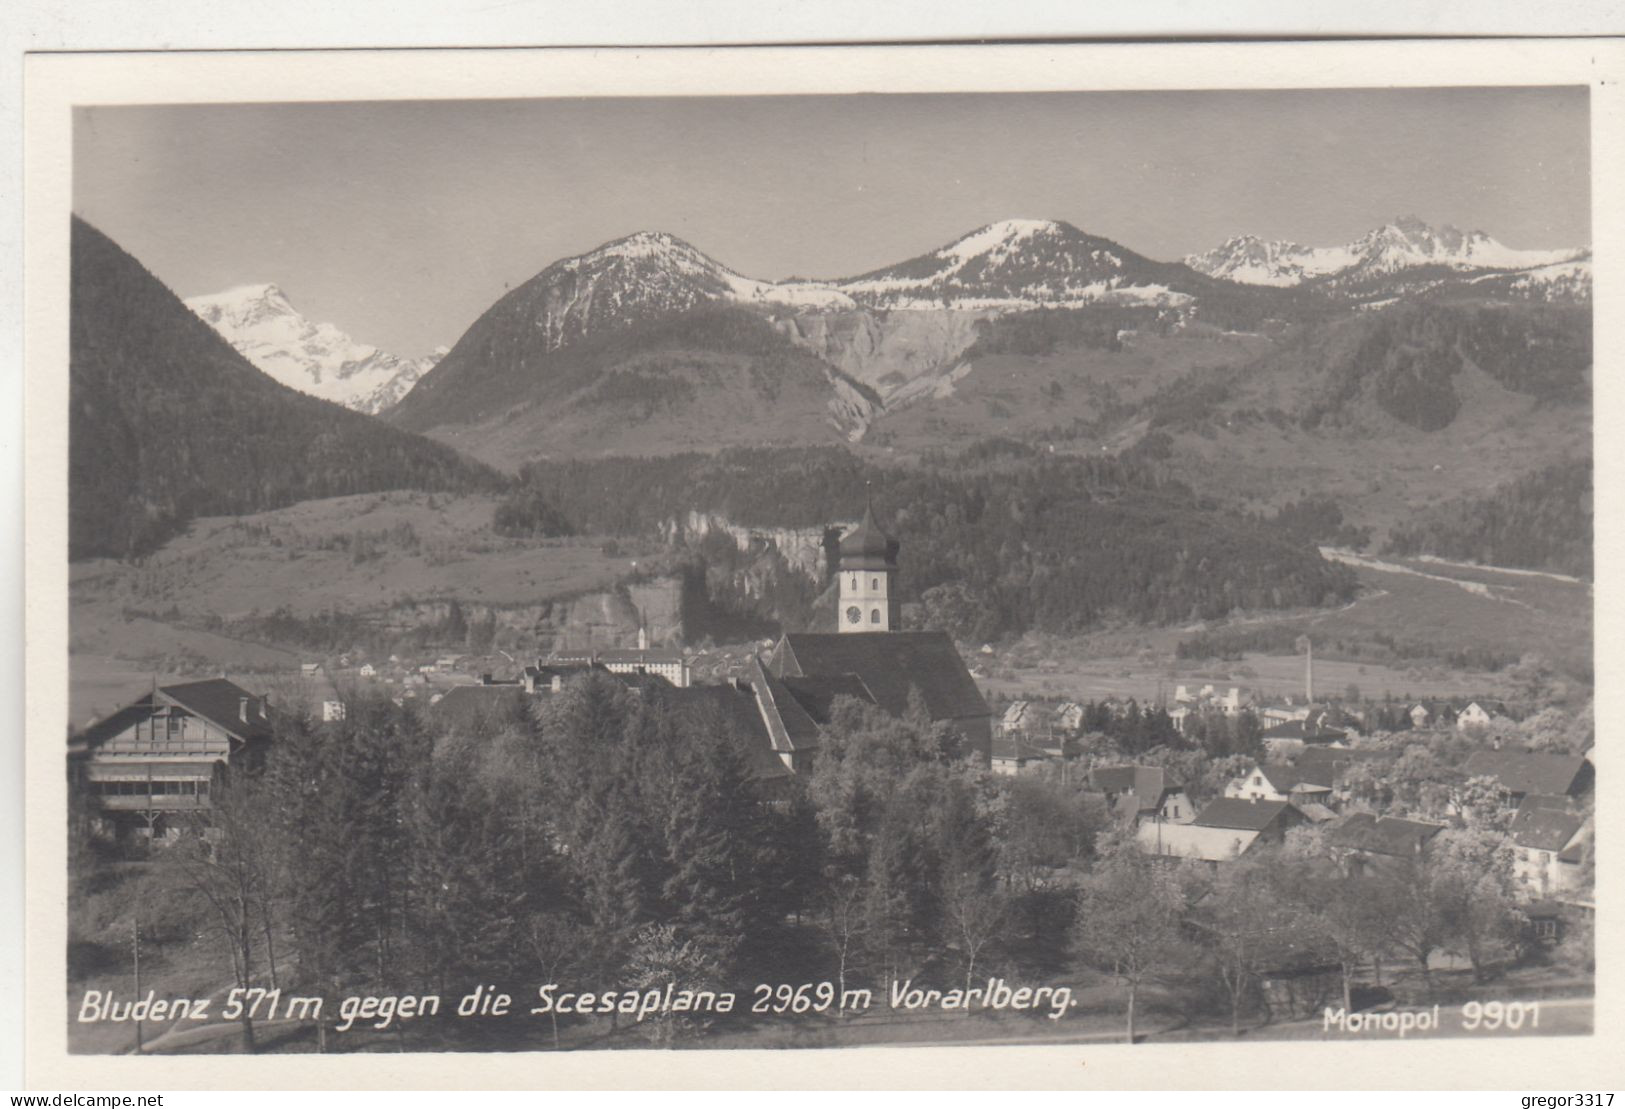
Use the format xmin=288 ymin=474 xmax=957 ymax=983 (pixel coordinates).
xmin=747 ymin=500 xmax=993 ymax=770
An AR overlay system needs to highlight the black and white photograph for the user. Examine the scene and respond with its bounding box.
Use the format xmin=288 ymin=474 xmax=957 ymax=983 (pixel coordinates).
xmin=20 ymin=40 xmax=1620 ymax=1088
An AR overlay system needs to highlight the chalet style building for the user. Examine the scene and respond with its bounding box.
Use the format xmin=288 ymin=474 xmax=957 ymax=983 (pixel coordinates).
xmin=757 ymin=500 xmax=993 ymax=765
xmin=69 ymin=678 xmax=272 ymax=841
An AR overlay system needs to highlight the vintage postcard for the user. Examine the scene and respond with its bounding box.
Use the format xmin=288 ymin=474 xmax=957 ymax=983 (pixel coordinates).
xmin=21 ymin=39 xmax=1624 ymax=1089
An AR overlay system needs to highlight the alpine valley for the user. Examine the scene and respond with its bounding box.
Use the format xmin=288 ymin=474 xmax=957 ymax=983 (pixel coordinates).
xmin=67 ymin=212 xmax=1593 ymax=692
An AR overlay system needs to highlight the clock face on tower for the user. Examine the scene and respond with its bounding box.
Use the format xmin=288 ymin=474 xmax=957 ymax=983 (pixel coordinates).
xmin=845 ymin=605 xmax=862 ymax=625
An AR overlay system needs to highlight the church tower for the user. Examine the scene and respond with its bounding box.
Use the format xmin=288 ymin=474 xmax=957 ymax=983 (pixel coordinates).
xmin=837 ymin=498 xmax=900 ymax=633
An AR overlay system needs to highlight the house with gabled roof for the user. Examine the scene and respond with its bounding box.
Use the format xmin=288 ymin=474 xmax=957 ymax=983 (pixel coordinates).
xmin=1327 ymin=812 xmax=1446 ymax=877
xmin=991 ymin=737 xmax=1053 ymax=775
xmin=70 ymin=678 xmax=273 ymax=842
xmin=1090 ymin=765 xmax=1194 ymax=825
xmin=1460 ymin=750 xmax=1592 ymax=808
xmin=1508 ymin=803 xmax=1589 ymax=900
xmin=1000 ymin=700 xmax=1033 ymax=735
xmin=1192 ymin=797 xmax=1304 ymax=841
xmin=1139 ymin=796 xmax=1300 ymax=863
xmin=1135 ymin=820 xmax=1262 ymax=864
xmin=1224 ymin=761 xmax=1334 ymax=810
xmin=1053 ymin=702 xmax=1085 ymax=734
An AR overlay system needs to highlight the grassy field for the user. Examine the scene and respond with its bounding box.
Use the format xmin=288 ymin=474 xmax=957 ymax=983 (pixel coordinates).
xmin=71 ymin=491 xmax=642 ymax=619
xmin=67 ymin=490 xmax=654 ymax=689
xmin=975 ymin=549 xmax=1590 ymax=705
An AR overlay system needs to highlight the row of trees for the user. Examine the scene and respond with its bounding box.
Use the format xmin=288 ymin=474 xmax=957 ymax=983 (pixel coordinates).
xmin=1076 ymin=819 xmax=1571 ymax=1044
xmin=71 ymin=676 xmax=1588 ymax=1052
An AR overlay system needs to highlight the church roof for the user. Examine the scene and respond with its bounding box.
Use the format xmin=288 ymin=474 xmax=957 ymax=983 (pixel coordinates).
xmin=642 ymin=682 xmax=794 ymax=781
xmin=837 ymin=502 xmax=898 ymax=570
xmin=780 ymin=673 xmax=877 ymax=721
xmin=771 ymin=631 xmax=989 ymax=724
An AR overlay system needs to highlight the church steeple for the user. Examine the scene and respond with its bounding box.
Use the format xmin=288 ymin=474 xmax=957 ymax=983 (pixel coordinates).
xmin=837 ymin=490 xmax=899 ymax=633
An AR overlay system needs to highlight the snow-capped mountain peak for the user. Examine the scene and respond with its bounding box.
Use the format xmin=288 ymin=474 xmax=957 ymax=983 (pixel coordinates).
xmin=829 ymin=218 xmax=1184 ymax=311
xmin=939 ymin=218 xmax=1066 ymax=263
xmin=1185 ymin=217 xmax=1587 ymax=288
xmin=186 ymin=284 xmax=441 ymax=414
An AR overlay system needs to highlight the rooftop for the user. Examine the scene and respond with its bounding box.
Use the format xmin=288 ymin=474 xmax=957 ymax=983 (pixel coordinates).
xmin=773 ymin=631 xmax=989 ymax=724
xmin=1509 ymin=806 xmax=1585 ymax=852
xmin=1329 ymin=812 xmax=1446 ymax=857
xmin=1462 ymin=750 xmax=1590 ymax=796
xmin=1193 ymin=797 xmax=1294 ymax=832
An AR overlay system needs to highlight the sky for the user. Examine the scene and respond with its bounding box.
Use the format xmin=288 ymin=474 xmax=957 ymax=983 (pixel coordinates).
xmin=73 ymin=87 xmax=1590 ymax=358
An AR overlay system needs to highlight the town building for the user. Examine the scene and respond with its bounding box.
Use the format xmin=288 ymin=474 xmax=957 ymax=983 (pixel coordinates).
xmin=1224 ymin=762 xmax=1333 ymax=810
xmin=835 ymin=498 xmax=902 ymax=633
xmin=1508 ymin=804 xmax=1590 ymax=900
xmin=1457 ymin=700 xmax=1510 ymax=732
xmin=70 ymin=678 xmax=273 ymax=842
xmin=990 ymin=737 xmax=1053 ymax=775
xmin=1090 ymin=765 xmax=1194 ymax=824
xmin=1327 ymin=813 xmax=1446 ymax=877
xmin=1000 ymin=700 xmax=1033 ymax=736
xmin=550 ymin=629 xmax=691 ymax=688
xmin=1190 ymin=797 xmax=1304 ymax=843
xmin=760 ymin=500 xmax=992 ymax=762
xmin=1053 ymin=702 xmax=1085 ymax=733
xmin=1460 ymin=750 xmax=1593 ymax=809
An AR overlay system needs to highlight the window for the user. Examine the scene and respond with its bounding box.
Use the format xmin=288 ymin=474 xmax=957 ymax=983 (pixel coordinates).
xmin=870 ymin=608 xmax=880 ymax=624
xmin=871 ymin=578 xmax=879 ymax=590
xmin=850 ymin=575 xmax=857 ymax=591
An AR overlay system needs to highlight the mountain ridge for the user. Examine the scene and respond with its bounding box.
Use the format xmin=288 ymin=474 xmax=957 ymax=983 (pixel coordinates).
xmin=186 ymin=283 xmax=444 ymax=414
xmin=1184 ymin=216 xmax=1587 ymax=289
xmin=69 ymin=217 xmax=503 ymax=560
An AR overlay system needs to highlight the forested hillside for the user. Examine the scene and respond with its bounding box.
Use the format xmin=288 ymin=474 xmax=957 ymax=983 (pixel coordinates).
xmin=68 ymin=218 xmax=504 ymax=560
xmin=1384 ymin=459 xmax=1592 ymax=578
xmin=390 ymin=304 xmax=879 ymax=466
xmin=498 ymin=442 xmax=1359 ymax=640
xmin=1286 ymin=301 xmax=1591 ymax=433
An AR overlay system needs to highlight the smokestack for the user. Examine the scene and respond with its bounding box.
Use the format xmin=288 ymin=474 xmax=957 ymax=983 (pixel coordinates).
xmin=1304 ymin=636 xmax=1314 ymax=703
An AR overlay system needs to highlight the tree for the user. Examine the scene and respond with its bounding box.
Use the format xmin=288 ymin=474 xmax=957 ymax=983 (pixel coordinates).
xmin=1197 ymin=862 xmax=1316 ymax=1036
xmin=814 ymin=871 xmax=870 ymax=1016
xmin=624 ymin=923 xmax=723 ymax=1046
xmin=1372 ymin=860 xmax=1448 ymax=997
xmin=1273 ymin=842 xmax=1390 ymax=1013
xmin=1430 ymin=828 xmax=1522 ymax=983
xmin=405 ymin=743 xmax=528 ymax=991
xmin=654 ymin=709 xmax=771 ymax=969
xmin=1453 ymin=775 xmax=1513 ymax=834
xmin=525 ymin=910 xmax=594 ymax=1049
xmin=166 ymin=767 xmax=276 ymax=1052
xmin=1071 ymin=860 xmax=1192 ymax=1044
xmin=996 ymin=774 xmax=1100 ymax=891
xmin=263 ymin=694 xmax=433 ymax=1047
